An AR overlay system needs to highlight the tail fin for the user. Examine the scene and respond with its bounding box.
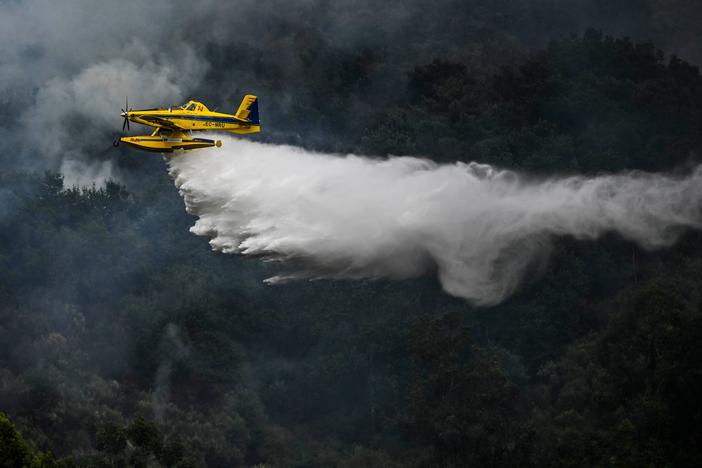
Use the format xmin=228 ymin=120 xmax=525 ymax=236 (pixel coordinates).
xmin=235 ymin=95 xmax=259 ymax=125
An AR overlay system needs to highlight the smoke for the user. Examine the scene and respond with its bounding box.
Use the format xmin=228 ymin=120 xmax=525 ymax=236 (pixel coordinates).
xmin=21 ymin=52 xmax=206 ymax=173
xmin=151 ymin=323 xmax=189 ymax=423
xmin=3 ymin=0 xmax=702 ymax=187
xmin=0 ymin=0 xmax=209 ymax=184
xmin=167 ymin=137 xmax=702 ymax=305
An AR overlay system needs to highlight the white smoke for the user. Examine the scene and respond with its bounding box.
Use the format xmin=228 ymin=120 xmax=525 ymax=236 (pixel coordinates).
xmin=168 ymin=137 xmax=702 ymax=305
xmin=151 ymin=323 xmax=189 ymax=423
xmin=0 ymin=0 xmax=210 ymax=186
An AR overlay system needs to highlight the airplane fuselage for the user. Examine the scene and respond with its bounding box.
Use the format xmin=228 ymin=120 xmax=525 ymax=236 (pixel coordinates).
xmin=125 ymin=108 xmax=261 ymax=134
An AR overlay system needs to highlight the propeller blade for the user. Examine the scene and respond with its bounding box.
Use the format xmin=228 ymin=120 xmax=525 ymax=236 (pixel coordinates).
xmin=120 ymin=97 xmax=131 ymax=132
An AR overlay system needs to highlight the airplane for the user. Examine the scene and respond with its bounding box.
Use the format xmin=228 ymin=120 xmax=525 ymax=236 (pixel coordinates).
xmin=113 ymin=95 xmax=260 ymax=153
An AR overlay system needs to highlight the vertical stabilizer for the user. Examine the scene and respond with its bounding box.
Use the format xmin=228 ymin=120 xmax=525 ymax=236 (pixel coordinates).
xmin=235 ymin=95 xmax=259 ymax=124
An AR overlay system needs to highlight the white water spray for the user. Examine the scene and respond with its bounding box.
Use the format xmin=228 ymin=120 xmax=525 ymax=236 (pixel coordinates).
xmin=167 ymin=137 xmax=702 ymax=305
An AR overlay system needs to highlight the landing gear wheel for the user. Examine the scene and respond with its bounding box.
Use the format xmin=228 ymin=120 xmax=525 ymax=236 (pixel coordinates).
xmin=112 ymin=139 xmax=120 ymax=147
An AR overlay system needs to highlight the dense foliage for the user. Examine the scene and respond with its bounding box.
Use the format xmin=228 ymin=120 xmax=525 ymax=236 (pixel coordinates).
xmin=1 ymin=29 xmax=702 ymax=467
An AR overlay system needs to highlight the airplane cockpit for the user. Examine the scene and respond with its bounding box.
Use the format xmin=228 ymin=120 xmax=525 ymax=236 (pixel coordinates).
xmin=178 ymin=101 xmax=208 ymax=112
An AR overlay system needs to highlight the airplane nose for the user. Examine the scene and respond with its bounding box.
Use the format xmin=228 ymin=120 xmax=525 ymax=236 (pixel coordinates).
xmin=120 ymin=112 xmax=127 ymax=117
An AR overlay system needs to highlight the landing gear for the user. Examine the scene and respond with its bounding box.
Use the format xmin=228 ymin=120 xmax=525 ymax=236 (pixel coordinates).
xmin=112 ymin=139 xmax=120 ymax=147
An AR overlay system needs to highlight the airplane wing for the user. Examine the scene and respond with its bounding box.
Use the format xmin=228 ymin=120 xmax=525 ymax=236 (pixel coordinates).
xmin=137 ymin=114 xmax=185 ymax=130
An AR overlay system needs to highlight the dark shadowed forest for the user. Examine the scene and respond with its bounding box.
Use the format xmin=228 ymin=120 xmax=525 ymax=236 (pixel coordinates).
xmin=2 ymin=1 xmax=702 ymax=467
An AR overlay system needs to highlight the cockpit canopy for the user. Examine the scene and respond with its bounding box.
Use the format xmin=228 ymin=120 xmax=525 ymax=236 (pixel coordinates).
xmin=180 ymin=100 xmax=209 ymax=112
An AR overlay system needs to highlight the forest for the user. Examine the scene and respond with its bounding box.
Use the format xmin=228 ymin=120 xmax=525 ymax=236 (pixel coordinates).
xmin=1 ymin=1 xmax=702 ymax=467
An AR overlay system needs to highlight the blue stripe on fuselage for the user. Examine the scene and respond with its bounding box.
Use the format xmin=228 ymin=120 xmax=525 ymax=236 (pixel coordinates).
xmin=145 ymin=115 xmax=247 ymax=124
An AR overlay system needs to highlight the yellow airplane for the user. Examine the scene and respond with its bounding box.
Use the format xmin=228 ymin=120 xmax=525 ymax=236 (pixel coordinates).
xmin=113 ymin=95 xmax=260 ymax=153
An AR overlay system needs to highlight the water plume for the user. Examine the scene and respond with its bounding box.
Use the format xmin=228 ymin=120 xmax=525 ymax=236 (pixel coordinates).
xmin=168 ymin=137 xmax=702 ymax=305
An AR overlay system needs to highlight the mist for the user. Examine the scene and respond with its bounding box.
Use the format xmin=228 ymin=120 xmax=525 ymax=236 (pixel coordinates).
xmin=168 ymin=137 xmax=702 ymax=305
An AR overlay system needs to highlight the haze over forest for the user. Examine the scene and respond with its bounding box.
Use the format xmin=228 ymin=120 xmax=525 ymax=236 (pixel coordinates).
xmin=1 ymin=1 xmax=702 ymax=466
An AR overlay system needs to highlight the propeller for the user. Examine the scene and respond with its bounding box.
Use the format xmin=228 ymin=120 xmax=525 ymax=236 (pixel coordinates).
xmin=120 ymin=96 xmax=132 ymax=132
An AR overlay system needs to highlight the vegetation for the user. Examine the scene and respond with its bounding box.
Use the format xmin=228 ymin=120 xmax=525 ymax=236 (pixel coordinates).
xmin=1 ymin=26 xmax=702 ymax=468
